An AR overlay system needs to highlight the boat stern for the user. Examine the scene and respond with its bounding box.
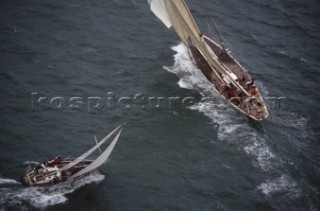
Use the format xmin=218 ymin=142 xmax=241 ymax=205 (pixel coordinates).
xmin=21 ymin=174 xmax=34 ymax=187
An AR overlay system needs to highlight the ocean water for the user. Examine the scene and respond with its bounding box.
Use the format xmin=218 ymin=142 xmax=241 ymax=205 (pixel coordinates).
xmin=0 ymin=0 xmax=319 ymax=210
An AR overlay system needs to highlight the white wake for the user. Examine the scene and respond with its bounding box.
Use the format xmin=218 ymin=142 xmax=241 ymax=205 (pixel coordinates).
xmin=0 ymin=171 xmax=104 ymax=210
xmin=164 ymin=43 xmax=301 ymax=197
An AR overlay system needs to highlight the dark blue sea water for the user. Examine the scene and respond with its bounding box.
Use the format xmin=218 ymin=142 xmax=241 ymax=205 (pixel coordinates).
xmin=0 ymin=0 xmax=319 ymax=210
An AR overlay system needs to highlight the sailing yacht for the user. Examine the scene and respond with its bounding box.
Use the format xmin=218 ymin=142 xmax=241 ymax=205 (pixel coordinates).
xmin=148 ymin=0 xmax=269 ymax=121
xmin=21 ymin=123 xmax=125 ymax=187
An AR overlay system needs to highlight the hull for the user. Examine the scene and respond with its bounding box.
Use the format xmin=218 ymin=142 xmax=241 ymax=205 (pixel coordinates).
xmin=187 ymin=36 xmax=269 ymax=121
xmin=21 ymin=158 xmax=93 ymax=187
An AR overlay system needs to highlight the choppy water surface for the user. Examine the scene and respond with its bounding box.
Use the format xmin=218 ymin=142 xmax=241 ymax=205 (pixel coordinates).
xmin=0 ymin=0 xmax=319 ymax=210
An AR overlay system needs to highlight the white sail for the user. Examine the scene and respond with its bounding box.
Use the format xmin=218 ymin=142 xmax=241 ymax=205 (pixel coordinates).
xmin=148 ymin=0 xmax=172 ymax=28
xmin=69 ymin=126 xmax=124 ymax=179
xmin=58 ymin=123 xmax=125 ymax=173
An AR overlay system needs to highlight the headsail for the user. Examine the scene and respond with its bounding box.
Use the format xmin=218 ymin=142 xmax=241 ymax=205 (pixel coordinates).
xmin=57 ymin=123 xmax=125 ymax=173
xmin=148 ymin=0 xmax=172 ymax=28
xmin=69 ymin=125 xmax=124 ymax=179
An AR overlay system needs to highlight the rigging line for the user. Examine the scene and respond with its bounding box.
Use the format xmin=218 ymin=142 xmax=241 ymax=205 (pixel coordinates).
xmin=94 ymin=135 xmax=102 ymax=154
xmin=210 ymin=17 xmax=223 ymax=42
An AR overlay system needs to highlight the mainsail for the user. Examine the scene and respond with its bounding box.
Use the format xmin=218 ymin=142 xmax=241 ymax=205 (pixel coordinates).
xmin=57 ymin=123 xmax=125 ymax=173
xmin=70 ymin=125 xmax=124 ymax=179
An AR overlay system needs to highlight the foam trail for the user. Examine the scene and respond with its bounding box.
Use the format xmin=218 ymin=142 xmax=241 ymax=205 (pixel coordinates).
xmin=0 ymin=177 xmax=20 ymax=185
xmin=24 ymin=161 xmax=40 ymax=165
xmin=0 ymin=171 xmax=104 ymax=210
xmin=164 ymin=44 xmax=215 ymax=93
xmin=257 ymin=174 xmax=299 ymax=197
xmin=164 ymin=43 xmax=300 ymax=197
xmin=165 ymin=43 xmax=276 ymax=170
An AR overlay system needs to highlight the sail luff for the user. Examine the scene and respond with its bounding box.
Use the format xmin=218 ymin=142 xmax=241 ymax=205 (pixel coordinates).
xmin=57 ymin=123 xmax=125 ymax=173
xmin=69 ymin=126 xmax=124 ymax=179
xmin=164 ymin=0 xmax=201 ymax=41
xmin=177 ymin=0 xmax=202 ymax=36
